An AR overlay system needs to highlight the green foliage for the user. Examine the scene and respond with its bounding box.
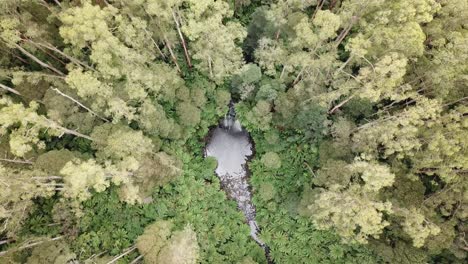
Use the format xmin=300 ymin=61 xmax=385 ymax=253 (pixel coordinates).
xmin=260 ymin=152 xmax=281 ymax=169
xmin=26 ymin=240 xmax=75 ymax=264
xmin=248 ymin=129 xmax=381 ymax=263
xmin=137 ymin=220 xmax=199 ymax=264
xmin=0 ymin=1 xmax=466 ymax=263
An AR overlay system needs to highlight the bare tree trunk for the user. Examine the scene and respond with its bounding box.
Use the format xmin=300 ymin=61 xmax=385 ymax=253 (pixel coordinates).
xmin=335 ymin=16 xmax=359 ymax=47
xmin=42 ymin=117 xmax=95 ymax=141
xmin=330 ymin=0 xmax=338 ymax=11
xmin=279 ymin=66 xmax=286 ymax=79
xmin=51 ymin=88 xmax=109 ymax=122
xmin=208 ymin=56 xmax=213 ymax=78
xmin=29 ymin=41 xmax=95 ymax=72
xmin=1 ymin=48 xmax=29 ymax=64
xmin=58 ymin=126 xmax=95 ymax=141
xmin=129 ymin=255 xmax=143 ymax=264
xmin=13 ymin=43 xmax=65 ymax=76
xmin=164 ymin=36 xmax=181 ymax=72
xmin=107 ymin=246 xmax=137 ymax=264
xmin=172 ymin=9 xmax=192 ymax=68
xmin=0 ymin=239 xmax=13 ymax=246
xmin=331 ymin=54 xmax=354 ymax=77
xmin=328 ymin=94 xmax=355 ymax=114
xmin=0 ymin=236 xmax=63 ymax=257
xmin=443 ymin=96 xmax=468 ymax=107
xmin=0 ymin=158 xmax=33 ymax=165
xmin=312 ymin=0 xmax=325 ymax=20
xmin=142 ymin=28 xmax=166 ymax=59
xmin=0 ymin=83 xmax=22 ymax=96
xmin=34 ymin=45 xmax=68 ymax=66
xmin=275 ymin=29 xmax=281 ymax=41
xmin=293 ymin=67 xmax=305 ymax=86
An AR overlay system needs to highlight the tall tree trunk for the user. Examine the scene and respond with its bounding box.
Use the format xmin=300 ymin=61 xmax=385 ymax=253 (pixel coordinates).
xmin=35 ymin=45 xmax=68 ymax=66
xmin=163 ymin=36 xmax=181 ymax=72
xmin=28 ymin=41 xmax=95 ymax=72
xmin=275 ymin=29 xmax=281 ymax=41
xmin=172 ymin=9 xmax=192 ymax=68
xmin=57 ymin=125 xmax=95 ymax=141
xmin=208 ymin=56 xmax=213 ymax=78
xmin=312 ymin=0 xmax=325 ymax=20
xmin=328 ymin=94 xmax=355 ymax=114
xmin=0 ymin=158 xmax=33 ymax=165
xmin=51 ymin=88 xmax=109 ymax=122
xmin=0 ymin=237 xmax=63 ymax=257
xmin=0 ymin=83 xmax=22 ymax=96
xmin=293 ymin=67 xmax=305 ymax=86
xmin=335 ymin=16 xmax=359 ymax=47
xmin=330 ymin=0 xmax=338 ymax=11
xmin=14 ymin=43 xmax=65 ymax=76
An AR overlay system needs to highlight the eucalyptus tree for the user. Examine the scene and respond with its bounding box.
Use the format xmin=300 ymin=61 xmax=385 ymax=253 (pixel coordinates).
xmin=136 ymin=220 xmax=199 ymax=264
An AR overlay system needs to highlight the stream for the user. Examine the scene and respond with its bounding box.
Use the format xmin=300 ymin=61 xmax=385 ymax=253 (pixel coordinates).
xmin=205 ymin=103 xmax=272 ymax=262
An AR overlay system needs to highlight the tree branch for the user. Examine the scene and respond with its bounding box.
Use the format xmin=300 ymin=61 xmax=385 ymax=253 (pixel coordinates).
xmin=107 ymin=246 xmax=137 ymax=264
xmin=172 ymin=9 xmax=192 ymax=68
xmin=52 ymin=88 xmax=109 ymax=122
xmin=0 ymin=83 xmax=22 ymax=96
xmin=13 ymin=43 xmax=65 ymax=76
xmin=0 ymin=158 xmax=33 ymax=165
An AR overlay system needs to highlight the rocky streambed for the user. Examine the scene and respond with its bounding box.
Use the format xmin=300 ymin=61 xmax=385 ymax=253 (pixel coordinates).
xmin=204 ymin=103 xmax=271 ymax=262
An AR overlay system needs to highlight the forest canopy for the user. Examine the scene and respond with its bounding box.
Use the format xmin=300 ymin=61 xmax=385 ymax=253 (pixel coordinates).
xmin=0 ymin=0 xmax=466 ymax=263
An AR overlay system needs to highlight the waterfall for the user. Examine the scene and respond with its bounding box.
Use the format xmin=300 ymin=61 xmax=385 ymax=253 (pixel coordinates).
xmin=205 ymin=103 xmax=271 ymax=259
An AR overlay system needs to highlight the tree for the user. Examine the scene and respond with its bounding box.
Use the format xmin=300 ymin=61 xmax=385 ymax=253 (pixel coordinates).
xmin=261 ymin=152 xmax=281 ymax=169
xmin=301 ymin=160 xmax=395 ymax=244
xmin=0 ymin=97 xmax=93 ymax=157
xmin=0 ymin=164 xmax=56 ymax=238
xmin=26 ymin=240 xmax=76 ymax=264
xmin=136 ymin=220 xmax=199 ymax=264
xmin=352 ymin=97 xmax=442 ymax=159
xmin=182 ymin=0 xmax=246 ymax=83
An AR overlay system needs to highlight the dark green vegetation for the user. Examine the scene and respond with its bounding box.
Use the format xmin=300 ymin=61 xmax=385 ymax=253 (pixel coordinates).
xmin=0 ymin=1 xmax=467 ymax=263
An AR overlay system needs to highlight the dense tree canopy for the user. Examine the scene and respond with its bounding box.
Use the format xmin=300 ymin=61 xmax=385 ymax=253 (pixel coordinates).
xmin=0 ymin=0 xmax=466 ymax=263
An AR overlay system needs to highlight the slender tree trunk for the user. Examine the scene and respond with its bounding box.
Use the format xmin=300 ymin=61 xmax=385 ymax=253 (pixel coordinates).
xmin=443 ymin=96 xmax=468 ymax=107
xmin=0 ymin=236 xmax=63 ymax=257
xmin=58 ymin=126 xmax=95 ymax=141
xmin=51 ymin=88 xmax=109 ymax=122
xmin=164 ymin=36 xmax=181 ymax=72
xmin=328 ymin=94 xmax=355 ymax=114
xmin=335 ymin=16 xmax=358 ymax=47
xmin=29 ymin=41 xmax=95 ymax=71
xmin=279 ymin=66 xmax=286 ymax=79
xmin=42 ymin=117 xmax=95 ymax=141
xmin=108 ymin=246 xmax=137 ymax=264
xmin=312 ymin=0 xmax=325 ymax=20
xmin=293 ymin=67 xmax=305 ymax=86
xmin=208 ymin=56 xmax=213 ymax=78
xmin=332 ymin=54 xmax=354 ymax=77
xmin=1 ymin=48 xmax=29 ymax=64
xmin=53 ymin=0 xmax=62 ymax=7
xmin=13 ymin=43 xmax=65 ymax=76
xmin=330 ymin=0 xmax=338 ymax=11
xmin=0 ymin=239 xmax=13 ymax=246
xmin=35 ymin=45 xmax=68 ymax=66
xmin=172 ymin=9 xmax=192 ymax=68
xmin=143 ymin=28 xmax=166 ymax=59
xmin=275 ymin=29 xmax=281 ymax=41
xmin=130 ymin=255 xmax=143 ymax=264
xmin=31 ymin=176 xmax=63 ymax=180
xmin=0 ymin=83 xmax=22 ymax=96
xmin=0 ymin=158 xmax=33 ymax=165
